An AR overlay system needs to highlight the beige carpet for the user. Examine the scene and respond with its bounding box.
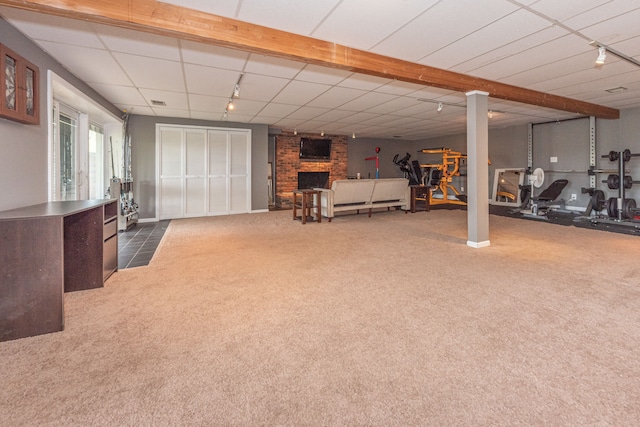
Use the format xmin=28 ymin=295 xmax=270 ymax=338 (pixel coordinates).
xmin=1 ymin=209 xmax=640 ymax=426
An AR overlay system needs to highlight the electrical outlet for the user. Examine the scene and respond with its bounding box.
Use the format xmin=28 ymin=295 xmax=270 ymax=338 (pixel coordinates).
xmin=460 ymin=186 xmax=464 ymax=192
xmin=570 ymin=193 xmax=577 ymax=201
xmin=550 ymin=156 xmax=558 ymax=163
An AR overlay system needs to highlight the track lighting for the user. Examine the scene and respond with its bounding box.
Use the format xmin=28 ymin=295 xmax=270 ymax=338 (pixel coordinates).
xmin=352 ymin=132 xmax=356 ymax=139
xmin=321 ymin=130 xmax=325 ymax=137
xmin=233 ymin=83 xmax=240 ymax=98
xmin=293 ymin=129 xmax=297 ymax=135
xmin=596 ymin=46 xmax=606 ymax=65
xmin=437 ymin=102 xmax=443 ymax=112
xmin=488 ymin=110 xmax=493 ymax=119
xmin=227 ymin=99 xmax=234 ymax=110
xmin=223 ymin=73 xmax=243 ymax=116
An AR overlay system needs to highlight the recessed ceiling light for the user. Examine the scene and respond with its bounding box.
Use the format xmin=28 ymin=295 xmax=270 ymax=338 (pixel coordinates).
xmin=604 ymin=86 xmax=628 ymax=93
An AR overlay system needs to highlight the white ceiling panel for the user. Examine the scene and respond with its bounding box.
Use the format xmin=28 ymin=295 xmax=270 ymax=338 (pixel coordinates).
xmin=139 ymin=89 xmax=189 ymax=110
xmin=236 ymin=0 xmax=338 ymax=36
xmin=373 ymin=0 xmax=519 ymax=62
xmin=0 ymin=7 xmax=101 ymax=48
xmin=339 ymin=92 xmax=399 ymax=112
xmin=312 ymin=0 xmax=439 ymax=50
xmin=420 ymin=9 xmax=552 ymax=70
xmin=94 ymin=24 xmax=181 ymax=60
xmin=37 ymin=42 xmax=132 ymax=86
xmin=528 ymin=0 xmax=611 ymax=23
xmin=306 ymin=87 xmax=367 ymax=109
xmin=180 ymin=40 xmax=249 ymax=70
xmin=579 ymin=7 xmax=640 ymax=45
xmin=189 ymin=94 xmax=230 ymax=112
xmin=337 ymin=74 xmax=390 ymax=91
xmin=237 ymin=74 xmax=290 ymax=102
xmin=286 ymin=106 xmax=331 ymax=120
xmin=228 ymin=99 xmax=269 ymax=116
xmin=152 ymin=108 xmax=190 ymax=118
xmin=272 ymin=81 xmax=330 ymax=105
xmin=244 ymin=53 xmax=306 ymax=78
xmin=89 ymin=83 xmax=147 ymax=106
xmin=256 ymin=103 xmax=300 ymax=118
xmin=295 ymin=65 xmax=352 ymax=85
xmin=183 ymin=64 xmax=239 ymax=96
xmin=113 ymin=53 xmax=185 ymax=91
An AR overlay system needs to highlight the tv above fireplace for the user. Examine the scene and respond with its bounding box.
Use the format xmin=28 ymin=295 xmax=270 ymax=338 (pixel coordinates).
xmin=299 ymin=138 xmax=331 ymax=161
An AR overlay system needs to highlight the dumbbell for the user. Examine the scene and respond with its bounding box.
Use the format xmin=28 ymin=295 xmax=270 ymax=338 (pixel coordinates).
xmin=603 ymin=149 xmax=640 ymax=163
xmin=606 ymin=197 xmax=637 ymax=220
xmin=604 ymin=174 xmax=640 ymax=190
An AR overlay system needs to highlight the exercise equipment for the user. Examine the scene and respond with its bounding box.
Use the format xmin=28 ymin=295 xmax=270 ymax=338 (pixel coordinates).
xmin=393 ymin=153 xmax=420 ymax=185
xmin=418 ymin=147 xmax=467 ymax=206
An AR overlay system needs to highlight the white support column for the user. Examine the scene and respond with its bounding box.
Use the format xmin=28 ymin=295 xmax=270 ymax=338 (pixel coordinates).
xmin=466 ymin=90 xmax=490 ymax=248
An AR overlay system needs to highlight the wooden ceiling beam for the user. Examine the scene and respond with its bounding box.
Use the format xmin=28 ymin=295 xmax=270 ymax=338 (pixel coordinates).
xmin=0 ymin=0 xmax=620 ymax=119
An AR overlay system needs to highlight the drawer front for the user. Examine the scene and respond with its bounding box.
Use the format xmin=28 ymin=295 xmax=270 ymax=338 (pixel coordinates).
xmin=103 ymin=219 xmax=117 ymax=240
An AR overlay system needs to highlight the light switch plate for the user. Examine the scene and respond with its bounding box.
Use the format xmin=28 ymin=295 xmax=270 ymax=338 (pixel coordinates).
xmin=550 ymin=156 xmax=558 ymax=163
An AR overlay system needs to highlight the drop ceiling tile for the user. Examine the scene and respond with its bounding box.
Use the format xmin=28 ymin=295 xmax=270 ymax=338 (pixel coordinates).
xmin=339 ymin=92 xmax=399 ymax=112
xmin=89 ymin=83 xmax=147 ymax=106
xmin=244 ymin=53 xmax=306 ymax=78
xmin=239 ymin=74 xmax=291 ymax=102
xmin=335 ymin=112 xmax=381 ymax=125
xmin=312 ymin=0 xmax=439 ymax=50
xmin=114 ymin=52 xmax=185 ymax=91
xmin=37 ymin=41 xmax=131 ymax=86
xmin=252 ymin=102 xmax=295 ymax=117
xmin=184 ymin=64 xmax=239 ymax=96
xmin=580 ymin=7 xmax=640 ymax=45
xmin=561 ymin=1 xmax=640 ymax=32
xmin=338 ymin=74 xmax=390 ymax=90
xmin=232 ymin=98 xmax=267 ymax=116
xmin=272 ymin=81 xmax=330 ymax=105
xmin=367 ymin=96 xmax=427 ymax=116
xmin=236 ymin=0 xmax=338 ymax=36
xmin=139 ymin=88 xmax=189 ymax=110
xmin=313 ymin=109 xmax=358 ymax=122
xmin=307 ymin=87 xmax=367 ymax=109
xmin=372 ymin=0 xmax=519 ymax=61
xmin=419 ymin=9 xmax=552 ymax=70
xmin=181 ymin=40 xmax=249 ymax=70
xmin=116 ymin=104 xmax=154 ymax=116
xmin=295 ymin=65 xmax=352 ymax=85
xmin=94 ymin=24 xmax=181 ymax=60
xmin=286 ymin=106 xmax=331 ymax=120
xmin=528 ymin=0 xmax=610 ymax=23
xmin=1 ymin=8 xmax=102 ymax=48
xmin=152 ymin=108 xmax=191 ymax=118
xmin=191 ymin=110 xmax=224 ymax=121
xmin=453 ymin=26 xmax=568 ymax=74
xmin=375 ymin=80 xmax=423 ymax=96
xmin=189 ymin=94 xmax=231 ymax=112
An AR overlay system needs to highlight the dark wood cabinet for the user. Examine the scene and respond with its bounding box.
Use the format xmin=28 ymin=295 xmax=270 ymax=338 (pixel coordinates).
xmin=1 ymin=43 xmax=39 ymax=125
xmin=0 ymin=199 xmax=118 ymax=342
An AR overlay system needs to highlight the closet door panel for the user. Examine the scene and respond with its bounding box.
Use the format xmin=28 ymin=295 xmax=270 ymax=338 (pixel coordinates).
xmin=159 ymin=127 xmax=183 ymax=219
xmin=185 ymin=130 xmax=206 ymax=216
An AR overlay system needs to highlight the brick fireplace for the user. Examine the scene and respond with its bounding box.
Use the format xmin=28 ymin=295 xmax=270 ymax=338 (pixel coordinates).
xmin=275 ymin=132 xmax=348 ymax=208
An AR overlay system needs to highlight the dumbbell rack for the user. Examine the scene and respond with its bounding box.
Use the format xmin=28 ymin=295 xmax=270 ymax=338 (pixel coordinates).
xmin=589 ymin=149 xmax=639 ymax=222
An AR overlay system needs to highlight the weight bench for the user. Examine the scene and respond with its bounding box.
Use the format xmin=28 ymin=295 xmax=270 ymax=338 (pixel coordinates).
xmin=530 ymin=179 xmax=568 ymax=213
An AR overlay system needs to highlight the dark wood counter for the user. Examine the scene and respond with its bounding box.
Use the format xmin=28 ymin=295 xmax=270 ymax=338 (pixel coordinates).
xmin=0 ymin=199 xmax=118 ymax=342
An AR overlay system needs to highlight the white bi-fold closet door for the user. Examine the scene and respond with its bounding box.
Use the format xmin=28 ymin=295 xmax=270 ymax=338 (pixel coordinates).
xmin=157 ymin=125 xmax=251 ymax=220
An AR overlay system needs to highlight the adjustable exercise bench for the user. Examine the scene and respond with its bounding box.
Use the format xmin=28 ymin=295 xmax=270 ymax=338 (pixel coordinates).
xmin=530 ymin=179 xmax=568 ymax=213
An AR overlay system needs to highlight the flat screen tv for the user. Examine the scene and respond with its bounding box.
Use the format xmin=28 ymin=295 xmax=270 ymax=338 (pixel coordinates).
xmin=299 ymin=138 xmax=331 ymax=161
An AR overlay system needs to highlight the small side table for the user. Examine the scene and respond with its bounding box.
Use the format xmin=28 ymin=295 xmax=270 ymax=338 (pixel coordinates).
xmin=410 ymin=185 xmax=431 ymax=213
xmin=293 ymin=189 xmax=322 ymax=224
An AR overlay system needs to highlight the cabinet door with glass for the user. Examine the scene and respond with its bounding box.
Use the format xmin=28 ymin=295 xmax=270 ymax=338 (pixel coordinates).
xmin=1 ymin=43 xmax=39 ymax=125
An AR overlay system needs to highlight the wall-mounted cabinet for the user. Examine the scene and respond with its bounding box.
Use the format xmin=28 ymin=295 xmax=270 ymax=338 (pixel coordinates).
xmin=1 ymin=43 xmax=39 ymax=125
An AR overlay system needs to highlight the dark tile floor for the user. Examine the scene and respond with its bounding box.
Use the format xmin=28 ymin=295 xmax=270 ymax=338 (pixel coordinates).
xmin=118 ymin=220 xmax=171 ymax=269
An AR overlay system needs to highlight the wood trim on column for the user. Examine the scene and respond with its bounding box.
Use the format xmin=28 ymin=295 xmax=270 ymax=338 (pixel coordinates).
xmin=0 ymin=0 xmax=619 ymax=119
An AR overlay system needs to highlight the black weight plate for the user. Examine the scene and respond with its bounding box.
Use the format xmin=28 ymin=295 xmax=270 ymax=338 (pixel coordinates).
xmin=609 ymin=150 xmax=619 ymax=162
xmin=607 ymin=197 xmax=618 ymax=218
xmin=591 ymin=190 xmax=605 ymax=211
xmin=607 ymin=174 xmax=619 ymax=190
xmin=623 ymin=149 xmax=632 ymax=163
xmin=623 ymin=198 xmax=636 ymax=220
xmin=624 ymin=175 xmax=633 ymax=189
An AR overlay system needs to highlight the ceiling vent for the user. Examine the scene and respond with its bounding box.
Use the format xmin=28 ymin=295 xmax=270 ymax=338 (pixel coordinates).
xmin=604 ymin=86 xmax=628 ymax=94
xmin=150 ymin=100 xmax=166 ymax=106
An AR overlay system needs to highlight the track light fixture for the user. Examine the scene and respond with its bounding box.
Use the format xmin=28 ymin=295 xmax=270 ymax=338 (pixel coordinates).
xmin=223 ymin=73 xmax=243 ymax=118
xmin=293 ymin=129 xmax=297 ymax=135
xmin=233 ymin=83 xmax=240 ymax=98
xmin=437 ymin=102 xmax=443 ymax=112
xmin=596 ymin=46 xmax=606 ymax=65
xmin=589 ymin=40 xmax=640 ymax=68
xmin=352 ymin=132 xmax=356 ymax=139
xmin=488 ymin=110 xmax=493 ymax=119
xmin=321 ymin=130 xmax=325 ymax=137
